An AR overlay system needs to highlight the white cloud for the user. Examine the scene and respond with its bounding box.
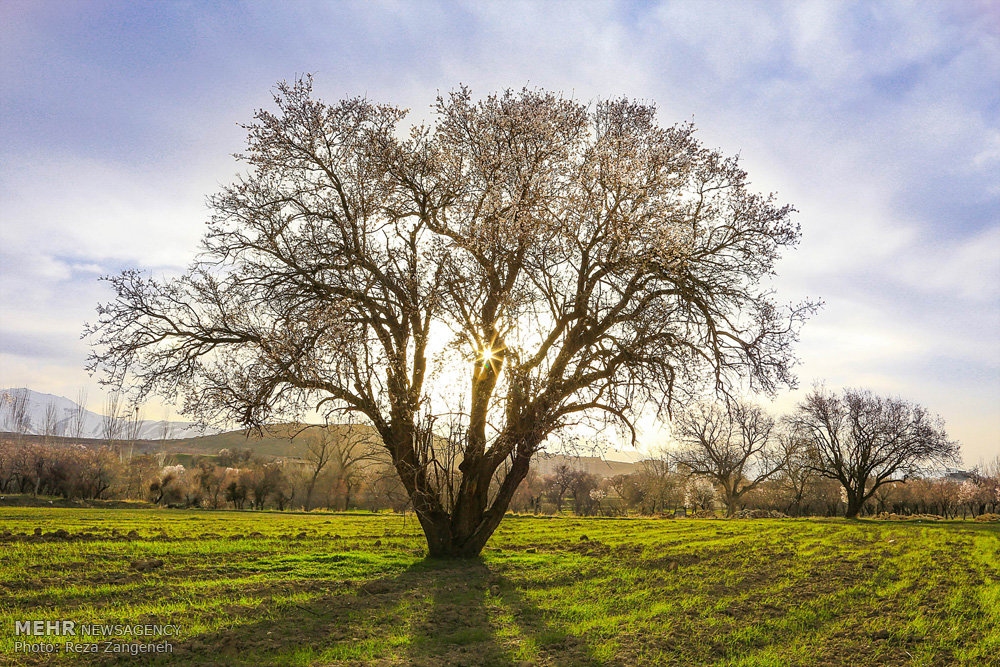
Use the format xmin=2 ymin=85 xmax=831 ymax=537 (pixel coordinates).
xmin=892 ymin=225 xmax=1000 ymax=303
xmin=0 ymin=156 xmax=211 ymax=268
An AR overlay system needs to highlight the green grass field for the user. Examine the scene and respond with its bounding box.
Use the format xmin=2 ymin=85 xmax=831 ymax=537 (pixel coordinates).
xmin=0 ymin=509 xmax=997 ymax=666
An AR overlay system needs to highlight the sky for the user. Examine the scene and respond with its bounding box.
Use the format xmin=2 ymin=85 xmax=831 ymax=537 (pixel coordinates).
xmin=1 ymin=0 xmax=998 ymax=465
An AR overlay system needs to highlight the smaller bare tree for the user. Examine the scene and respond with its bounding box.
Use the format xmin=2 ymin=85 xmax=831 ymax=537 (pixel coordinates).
xmin=637 ymin=450 xmax=683 ymax=514
xmin=69 ymin=389 xmax=89 ymax=440
xmin=673 ymin=401 xmax=789 ymax=516
xmin=297 ymin=422 xmax=380 ymax=510
xmin=42 ymin=402 xmax=61 ymax=442
xmin=544 ymin=463 xmax=577 ymax=514
xmin=329 ymin=425 xmax=381 ymax=510
xmin=790 ymin=386 xmax=958 ymax=518
xmin=2 ymin=389 xmax=32 ymax=440
xmin=301 ymin=428 xmax=335 ymax=511
xmin=685 ymin=477 xmax=717 ymax=511
xmin=121 ymin=404 xmax=144 ymax=462
xmin=197 ymin=461 xmax=228 ymax=509
xmin=157 ymin=409 xmax=174 ymax=440
xmin=775 ymin=431 xmax=815 ymax=516
xmin=102 ymin=392 xmax=124 ymax=448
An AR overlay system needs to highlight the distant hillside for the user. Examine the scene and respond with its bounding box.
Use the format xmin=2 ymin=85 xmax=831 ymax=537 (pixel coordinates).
xmin=168 ymin=427 xmax=640 ymax=476
xmin=532 ymin=453 xmax=637 ymax=477
xmin=162 ymin=423 xmax=381 ymax=460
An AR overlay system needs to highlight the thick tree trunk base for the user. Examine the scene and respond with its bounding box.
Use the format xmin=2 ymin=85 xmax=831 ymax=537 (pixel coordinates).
xmin=410 ymin=450 xmax=533 ymax=560
xmin=844 ymin=503 xmax=862 ymax=518
xmin=418 ymin=514 xmax=497 ymax=559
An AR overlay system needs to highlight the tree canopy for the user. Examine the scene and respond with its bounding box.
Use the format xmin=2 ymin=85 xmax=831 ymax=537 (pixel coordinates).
xmin=88 ymin=77 xmax=813 ymax=555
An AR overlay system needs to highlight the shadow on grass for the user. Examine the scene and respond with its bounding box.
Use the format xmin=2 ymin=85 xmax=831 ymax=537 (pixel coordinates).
xmin=124 ymin=555 xmax=593 ymax=666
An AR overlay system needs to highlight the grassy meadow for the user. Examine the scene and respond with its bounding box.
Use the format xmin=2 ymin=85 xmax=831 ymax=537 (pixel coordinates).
xmin=0 ymin=508 xmax=997 ymax=666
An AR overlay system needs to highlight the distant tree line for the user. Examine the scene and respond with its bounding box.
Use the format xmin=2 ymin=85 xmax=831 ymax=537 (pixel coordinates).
xmin=505 ymin=387 xmax=993 ymax=520
xmin=503 ymin=456 xmax=999 ymax=520
xmin=1 ymin=435 xmax=995 ymax=520
xmin=503 ymin=386 xmax=991 ymax=521
xmin=1 ymin=386 xmax=991 ymax=520
xmin=0 ymin=439 xmax=410 ymax=513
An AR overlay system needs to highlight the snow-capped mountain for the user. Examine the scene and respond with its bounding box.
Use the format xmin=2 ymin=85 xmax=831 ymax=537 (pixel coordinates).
xmin=0 ymin=388 xmax=218 ymax=440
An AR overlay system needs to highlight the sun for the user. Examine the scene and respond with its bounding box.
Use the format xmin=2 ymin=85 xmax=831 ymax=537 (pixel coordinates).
xmin=479 ymin=346 xmax=502 ymax=368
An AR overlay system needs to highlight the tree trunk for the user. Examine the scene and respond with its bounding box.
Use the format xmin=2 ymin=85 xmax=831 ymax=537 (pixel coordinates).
xmin=343 ymin=482 xmax=353 ymax=511
xmin=845 ymin=493 xmax=864 ymax=518
xmin=414 ymin=453 xmax=531 ymax=558
xmin=305 ymin=474 xmax=318 ymax=511
xmin=725 ymin=494 xmax=737 ymax=517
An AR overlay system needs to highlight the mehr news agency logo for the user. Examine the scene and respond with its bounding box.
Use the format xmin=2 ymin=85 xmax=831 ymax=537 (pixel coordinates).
xmin=13 ymin=620 xmax=180 ymax=655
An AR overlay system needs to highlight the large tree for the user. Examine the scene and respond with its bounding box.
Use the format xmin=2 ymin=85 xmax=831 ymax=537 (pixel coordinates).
xmin=672 ymin=401 xmax=789 ymax=516
xmin=790 ymin=387 xmax=957 ymax=517
xmin=88 ymin=77 xmax=813 ymax=557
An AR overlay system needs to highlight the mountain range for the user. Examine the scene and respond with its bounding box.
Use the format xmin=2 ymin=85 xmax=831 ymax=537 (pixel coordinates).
xmin=0 ymin=388 xmax=217 ymax=440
